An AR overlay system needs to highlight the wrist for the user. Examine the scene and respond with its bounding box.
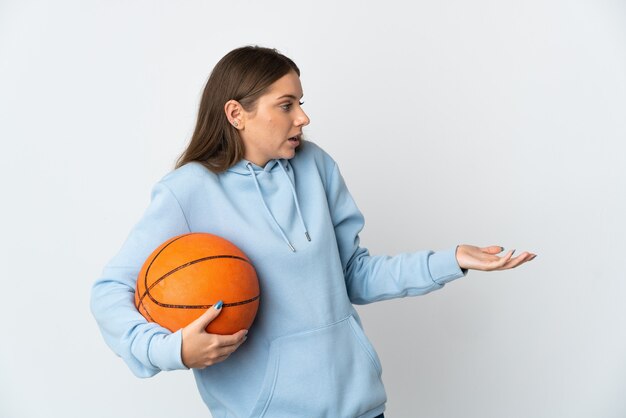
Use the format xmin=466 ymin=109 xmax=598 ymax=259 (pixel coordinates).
xmin=455 ymin=244 xmax=469 ymax=273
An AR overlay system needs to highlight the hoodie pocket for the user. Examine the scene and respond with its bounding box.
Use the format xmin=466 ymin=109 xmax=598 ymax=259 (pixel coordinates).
xmin=247 ymin=315 xmax=386 ymax=418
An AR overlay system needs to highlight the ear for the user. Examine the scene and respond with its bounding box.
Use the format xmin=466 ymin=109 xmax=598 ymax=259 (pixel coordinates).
xmin=224 ymin=99 xmax=244 ymax=129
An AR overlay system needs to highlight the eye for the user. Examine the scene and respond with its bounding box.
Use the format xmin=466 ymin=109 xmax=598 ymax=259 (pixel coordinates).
xmin=280 ymin=101 xmax=305 ymax=111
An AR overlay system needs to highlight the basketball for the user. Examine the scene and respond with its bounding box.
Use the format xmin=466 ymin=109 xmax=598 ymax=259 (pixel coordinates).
xmin=134 ymin=232 xmax=260 ymax=335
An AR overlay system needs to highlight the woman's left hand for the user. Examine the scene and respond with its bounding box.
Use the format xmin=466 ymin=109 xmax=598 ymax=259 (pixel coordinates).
xmin=455 ymin=245 xmax=536 ymax=271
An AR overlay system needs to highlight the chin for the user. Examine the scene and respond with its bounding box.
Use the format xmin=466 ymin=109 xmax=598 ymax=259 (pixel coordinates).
xmin=280 ymin=148 xmax=299 ymax=160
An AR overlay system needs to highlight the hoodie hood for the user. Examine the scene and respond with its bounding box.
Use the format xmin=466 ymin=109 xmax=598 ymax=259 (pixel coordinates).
xmin=227 ymin=158 xmax=283 ymax=175
xmin=228 ymin=158 xmax=311 ymax=252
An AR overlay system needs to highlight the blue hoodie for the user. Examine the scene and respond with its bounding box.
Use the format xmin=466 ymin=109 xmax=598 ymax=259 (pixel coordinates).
xmin=90 ymin=140 xmax=466 ymax=418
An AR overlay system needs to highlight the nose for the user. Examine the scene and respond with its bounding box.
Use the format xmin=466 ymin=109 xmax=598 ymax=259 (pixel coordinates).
xmin=296 ymin=107 xmax=310 ymax=127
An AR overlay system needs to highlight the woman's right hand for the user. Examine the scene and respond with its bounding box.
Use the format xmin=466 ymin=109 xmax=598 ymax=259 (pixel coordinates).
xmin=181 ymin=301 xmax=248 ymax=369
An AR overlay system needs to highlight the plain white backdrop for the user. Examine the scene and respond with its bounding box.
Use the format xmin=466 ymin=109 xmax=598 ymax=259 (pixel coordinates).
xmin=1 ymin=0 xmax=625 ymax=417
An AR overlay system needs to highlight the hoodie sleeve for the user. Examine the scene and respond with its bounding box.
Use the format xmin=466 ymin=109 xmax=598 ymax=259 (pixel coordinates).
xmin=90 ymin=182 xmax=191 ymax=377
xmin=326 ymin=163 xmax=467 ymax=305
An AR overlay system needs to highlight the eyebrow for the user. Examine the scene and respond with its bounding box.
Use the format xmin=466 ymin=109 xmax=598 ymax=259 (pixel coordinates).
xmin=275 ymin=94 xmax=303 ymax=101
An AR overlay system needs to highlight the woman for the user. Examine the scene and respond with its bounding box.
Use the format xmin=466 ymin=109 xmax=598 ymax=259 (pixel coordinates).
xmin=91 ymin=45 xmax=535 ymax=418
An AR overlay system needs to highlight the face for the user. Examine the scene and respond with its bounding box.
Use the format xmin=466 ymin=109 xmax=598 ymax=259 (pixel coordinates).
xmin=235 ymin=71 xmax=310 ymax=167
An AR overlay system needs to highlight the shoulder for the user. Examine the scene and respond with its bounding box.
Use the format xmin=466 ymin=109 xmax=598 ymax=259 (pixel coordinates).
xmin=155 ymin=161 xmax=215 ymax=202
xmin=161 ymin=160 xmax=214 ymax=183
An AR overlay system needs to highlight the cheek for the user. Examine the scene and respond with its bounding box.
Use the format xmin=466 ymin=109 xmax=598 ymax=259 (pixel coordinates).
xmin=263 ymin=119 xmax=284 ymax=141
xmin=262 ymin=117 xmax=274 ymax=132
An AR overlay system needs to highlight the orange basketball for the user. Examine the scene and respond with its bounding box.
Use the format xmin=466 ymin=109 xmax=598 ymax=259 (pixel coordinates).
xmin=134 ymin=232 xmax=259 ymax=335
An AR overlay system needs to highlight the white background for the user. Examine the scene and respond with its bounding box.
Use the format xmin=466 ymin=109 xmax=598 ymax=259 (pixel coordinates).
xmin=1 ymin=1 xmax=625 ymax=417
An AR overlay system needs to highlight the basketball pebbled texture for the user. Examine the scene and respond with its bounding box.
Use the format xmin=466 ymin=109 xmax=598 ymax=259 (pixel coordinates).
xmin=134 ymin=232 xmax=260 ymax=335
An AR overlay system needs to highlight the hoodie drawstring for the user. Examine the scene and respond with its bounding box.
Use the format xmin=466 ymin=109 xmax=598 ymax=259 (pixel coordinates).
xmin=246 ymin=161 xmax=310 ymax=252
xmin=277 ymin=161 xmax=311 ymax=243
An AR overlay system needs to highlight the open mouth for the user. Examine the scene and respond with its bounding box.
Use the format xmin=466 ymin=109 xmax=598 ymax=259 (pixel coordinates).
xmin=288 ymin=135 xmax=300 ymax=142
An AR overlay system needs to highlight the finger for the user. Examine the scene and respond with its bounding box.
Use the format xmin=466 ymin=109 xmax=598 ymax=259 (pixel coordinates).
xmin=214 ymin=329 xmax=248 ymax=347
xmin=212 ymin=353 xmax=233 ymax=364
xmin=210 ymin=335 xmax=248 ymax=360
xmin=480 ymin=252 xmax=508 ymax=263
xmin=481 ymin=245 xmax=505 ymax=255
xmin=499 ymin=252 xmax=533 ymax=269
xmin=228 ymin=334 xmax=249 ymax=352
xmin=198 ymin=353 xmax=231 ymax=368
xmin=222 ymin=334 xmax=248 ymax=352
xmin=191 ymin=300 xmax=224 ymax=331
xmin=516 ymin=253 xmax=537 ymax=264
xmin=489 ymin=250 xmax=515 ymax=269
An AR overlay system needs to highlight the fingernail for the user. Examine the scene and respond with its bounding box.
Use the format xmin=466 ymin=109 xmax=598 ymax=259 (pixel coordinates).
xmin=244 ymin=330 xmax=249 ymax=336
xmin=214 ymin=300 xmax=223 ymax=310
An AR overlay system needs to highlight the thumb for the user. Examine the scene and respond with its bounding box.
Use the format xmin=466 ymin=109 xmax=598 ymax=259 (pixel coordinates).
xmin=191 ymin=300 xmax=223 ymax=332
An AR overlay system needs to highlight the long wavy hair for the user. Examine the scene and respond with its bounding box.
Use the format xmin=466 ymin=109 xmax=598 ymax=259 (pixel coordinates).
xmin=175 ymin=46 xmax=300 ymax=172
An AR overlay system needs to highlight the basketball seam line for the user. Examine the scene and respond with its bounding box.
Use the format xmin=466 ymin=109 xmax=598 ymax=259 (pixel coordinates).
xmin=151 ymin=294 xmax=260 ymax=310
xmin=139 ymin=254 xmax=254 ymax=308
xmin=136 ymin=233 xmax=191 ymax=316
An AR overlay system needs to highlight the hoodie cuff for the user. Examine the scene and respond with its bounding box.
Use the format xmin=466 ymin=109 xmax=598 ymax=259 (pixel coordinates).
xmin=428 ymin=247 xmax=468 ymax=285
xmin=148 ymin=329 xmax=189 ymax=371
